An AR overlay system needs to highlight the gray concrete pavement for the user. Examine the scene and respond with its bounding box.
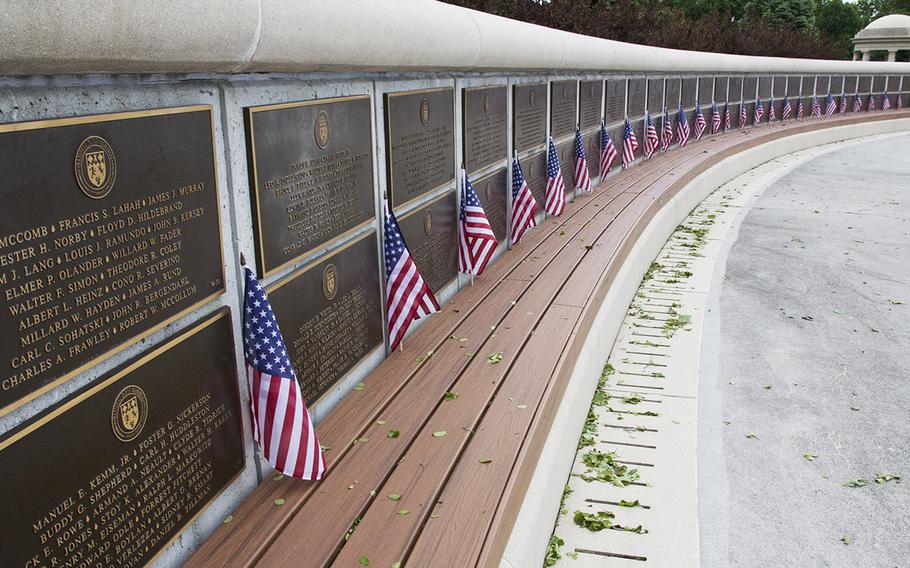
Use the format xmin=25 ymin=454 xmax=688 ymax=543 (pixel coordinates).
xmin=698 ymin=133 xmax=910 ymax=568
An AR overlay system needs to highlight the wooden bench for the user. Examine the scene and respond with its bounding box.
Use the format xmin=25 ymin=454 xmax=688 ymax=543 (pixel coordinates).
xmin=187 ymin=111 xmax=907 ymax=568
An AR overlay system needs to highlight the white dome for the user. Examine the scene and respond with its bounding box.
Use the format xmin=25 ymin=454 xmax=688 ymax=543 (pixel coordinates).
xmin=864 ymin=14 xmax=910 ymax=30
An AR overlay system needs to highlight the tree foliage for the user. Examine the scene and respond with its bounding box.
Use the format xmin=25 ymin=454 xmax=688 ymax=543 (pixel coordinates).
xmin=815 ymin=0 xmax=863 ymax=58
xmin=444 ymin=0 xmax=851 ymax=59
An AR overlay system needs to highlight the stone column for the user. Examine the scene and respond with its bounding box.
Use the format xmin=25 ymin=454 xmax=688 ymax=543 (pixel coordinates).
xmin=862 ymin=50 xmax=871 ymax=61
xmin=888 ymin=50 xmax=897 ymax=62
xmin=853 ymin=51 xmax=861 ymax=61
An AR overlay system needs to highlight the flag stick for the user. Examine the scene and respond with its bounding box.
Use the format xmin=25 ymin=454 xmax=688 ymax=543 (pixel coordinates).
xmin=470 ymin=271 xmax=474 ymax=286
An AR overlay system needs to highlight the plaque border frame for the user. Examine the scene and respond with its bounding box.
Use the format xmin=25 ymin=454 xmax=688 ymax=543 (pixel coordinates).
xmin=263 ymin=229 xmax=383 ymax=409
xmin=244 ymin=94 xmax=376 ymax=278
xmin=0 ymin=105 xmax=226 ymax=418
xmin=461 ymin=84 xmax=508 ymax=174
xmin=0 ymin=308 xmax=244 ymax=568
xmin=383 ymin=86 xmax=456 ymax=210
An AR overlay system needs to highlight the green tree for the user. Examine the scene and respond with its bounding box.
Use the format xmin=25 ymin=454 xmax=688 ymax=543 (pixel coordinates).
xmin=816 ymin=0 xmax=863 ymax=57
xmin=856 ymin=0 xmax=910 ymax=24
xmin=748 ymin=0 xmax=817 ymax=31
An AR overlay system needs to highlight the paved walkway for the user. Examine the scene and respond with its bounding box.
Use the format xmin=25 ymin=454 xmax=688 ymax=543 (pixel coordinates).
xmin=698 ymin=133 xmax=910 ymax=567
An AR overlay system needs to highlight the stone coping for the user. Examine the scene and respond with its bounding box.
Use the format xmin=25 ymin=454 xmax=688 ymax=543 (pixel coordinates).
xmin=2 ymin=0 xmax=910 ymax=75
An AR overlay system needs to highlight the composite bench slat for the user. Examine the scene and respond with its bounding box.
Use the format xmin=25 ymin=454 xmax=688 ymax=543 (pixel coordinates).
xmin=187 ymin=110 xmax=909 ymax=568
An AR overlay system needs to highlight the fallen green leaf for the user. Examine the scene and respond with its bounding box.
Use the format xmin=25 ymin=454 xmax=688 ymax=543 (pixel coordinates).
xmin=222 ymin=515 xmax=234 ymax=524
xmin=486 ymin=351 xmax=503 ymax=364
xmin=573 ymin=510 xmax=615 ymax=532
xmin=746 ymin=433 xmax=757 ymax=439
xmin=443 ymin=391 xmax=459 ymax=401
xmin=479 ymin=457 xmax=493 ymax=464
xmin=843 ymin=479 xmax=868 ymax=488
xmin=388 ymin=494 xmax=401 ymax=501
xmin=875 ymin=472 xmax=900 ymax=484
xmin=619 ymin=499 xmax=642 ymax=508
xmin=432 ymin=431 xmax=447 ymax=438
xmin=841 ymin=534 xmax=853 ymax=545
xmin=544 ymin=535 xmax=564 ymax=567
xmin=803 ymin=452 xmax=819 ymax=461
xmin=387 ymin=430 xmax=400 ymax=438
xmin=566 ymin=551 xmax=578 ymax=560
xmin=273 ymin=474 xmax=284 ymax=481
xmin=358 ymin=556 xmax=370 ymax=566
xmin=354 ymin=382 xmax=365 ymax=391
xmin=397 ymin=509 xmax=410 ymax=516
xmin=273 ymin=498 xmax=286 ymax=506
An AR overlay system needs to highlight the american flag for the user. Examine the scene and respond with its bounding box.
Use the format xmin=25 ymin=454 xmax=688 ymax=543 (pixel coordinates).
xmin=882 ymin=93 xmax=891 ymax=110
xmin=644 ymin=112 xmax=659 ymax=158
xmin=754 ymin=97 xmax=764 ymax=124
xmin=574 ymin=129 xmax=592 ymax=192
xmin=711 ymin=102 xmax=722 ymax=134
xmin=739 ymin=102 xmax=747 ymax=126
xmin=545 ymin=137 xmax=566 ymax=216
xmin=621 ymin=119 xmax=638 ymax=169
xmin=458 ymin=171 xmax=498 ymax=276
xmin=677 ymin=105 xmax=690 ymax=146
xmin=811 ymin=95 xmax=821 ymax=117
xmin=853 ymin=92 xmax=862 ymax=113
xmin=243 ymin=267 xmax=326 ymax=480
xmin=839 ymin=93 xmax=847 ymax=113
xmin=694 ymin=104 xmax=707 ymax=140
xmin=384 ymin=204 xmax=439 ymax=351
xmin=661 ymin=109 xmax=673 ymax=151
xmin=782 ymin=97 xmax=792 ymax=119
xmin=724 ymin=102 xmax=731 ymax=130
xmin=600 ymin=121 xmax=619 ymax=175
xmin=797 ymin=98 xmax=804 ymax=119
xmin=510 ymin=155 xmax=538 ymax=245
xmin=825 ymin=93 xmax=836 ymax=117
xmin=899 ymin=94 xmax=904 ymax=110
xmin=869 ymin=95 xmax=877 ymax=110
xmin=768 ymin=98 xmax=777 ymax=122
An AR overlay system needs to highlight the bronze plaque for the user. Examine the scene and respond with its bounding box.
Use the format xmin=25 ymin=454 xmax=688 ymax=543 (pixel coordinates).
xmin=744 ymin=76 xmax=758 ymax=98
xmin=786 ymin=77 xmax=799 ymax=97
xmin=665 ymin=78 xmax=681 ymax=108
xmin=817 ymin=76 xmax=830 ymax=95
xmin=743 ymin=101 xmax=755 ymax=126
xmin=557 ymin=140 xmax=576 ymax=191
xmin=0 ymin=106 xmax=224 ymax=416
xmin=800 ymin=76 xmax=813 ymax=96
xmin=513 ymin=83 xmax=548 ymax=153
xmin=605 ymin=80 xmax=626 ymax=124
xmin=729 ymin=77 xmax=743 ymax=102
xmin=858 ymin=76 xmax=872 ymax=93
xmin=714 ymin=77 xmax=728 ymax=103
xmin=873 ymin=75 xmax=886 ymax=93
xmin=463 ymin=86 xmax=507 ymax=173
xmin=266 ymin=232 xmax=383 ymax=404
xmin=698 ymin=77 xmax=713 ymax=104
xmin=521 ymin=150 xmax=548 ymax=208
xmin=845 ymin=76 xmax=858 ymax=93
xmin=628 ymin=79 xmax=646 ymax=118
xmin=0 ymin=309 xmax=243 ymax=568
xmin=385 ymin=88 xmax=455 ymax=208
xmin=648 ymin=78 xmax=664 ymax=112
xmin=472 ymin=169 xmax=508 ymax=242
xmin=758 ymin=76 xmax=772 ymax=98
xmin=584 ymin=131 xmax=601 ymax=180
xmin=831 ymin=76 xmax=845 ymax=94
xmin=579 ymin=80 xmax=603 ymax=131
xmin=773 ymin=76 xmax=786 ymax=97
xmin=396 ymin=192 xmax=457 ymax=293
xmin=550 ymin=80 xmax=578 ymax=139
xmin=245 ymin=95 xmax=375 ymax=277
xmin=681 ymin=77 xmax=697 ymax=107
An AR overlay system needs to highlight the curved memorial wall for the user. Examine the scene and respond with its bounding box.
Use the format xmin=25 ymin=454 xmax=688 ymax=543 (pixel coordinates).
xmin=0 ymin=1 xmax=909 ymax=566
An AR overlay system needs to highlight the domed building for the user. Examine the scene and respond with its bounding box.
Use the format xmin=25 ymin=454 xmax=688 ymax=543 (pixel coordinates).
xmin=852 ymin=14 xmax=910 ymax=61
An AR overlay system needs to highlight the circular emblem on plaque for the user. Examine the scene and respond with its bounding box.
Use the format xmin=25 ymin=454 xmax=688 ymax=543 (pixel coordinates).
xmin=424 ymin=210 xmax=433 ymax=235
xmin=483 ymin=94 xmax=491 ymax=114
xmin=419 ymin=98 xmax=431 ymax=126
xmin=74 ymin=135 xmax=116 ymax=199
xmin=314 ymin=110 xmax=331 ymax=150
xmin=529 ymin=89 xmax=536 ymax=108
xmin=484 ymin=182 xmax=493 ymax=202
xmin=322 ymin=263 xmax=339 ymax=301
xmin=111 ymin=385 xmax=148 ymax=442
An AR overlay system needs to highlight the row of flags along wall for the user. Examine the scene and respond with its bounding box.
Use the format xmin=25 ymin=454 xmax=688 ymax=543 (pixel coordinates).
xmin=240 ymin=83 xmax=906 ymax=481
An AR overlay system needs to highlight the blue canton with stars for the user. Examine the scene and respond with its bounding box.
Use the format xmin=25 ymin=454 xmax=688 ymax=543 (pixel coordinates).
xmin=624 ymin=119 xmax=634 ymax=140
xmin=462 ymin=175 xmax=482 ymax=219
xmin=512 ymin=157 xmax=526 ymax=199
xmin=678 ymin=104 xmax=687 ymax=125
xmin=243 ymin=267 xmax=294 ymax=379
xmin=574 ymin=129 xmax=586 ymax=160
xmin=384 ymin=208 xmax=409 ymax=279
xmin=547 ymin=138 xmax=561 ymax=178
